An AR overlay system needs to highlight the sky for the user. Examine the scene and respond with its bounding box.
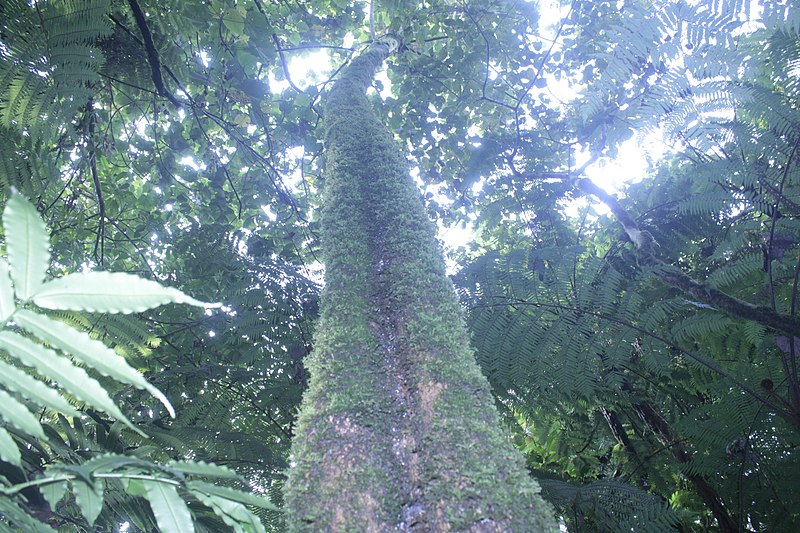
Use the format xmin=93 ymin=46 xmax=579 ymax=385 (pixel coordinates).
xmin=267 ymin=0 xmax=669 ymax=253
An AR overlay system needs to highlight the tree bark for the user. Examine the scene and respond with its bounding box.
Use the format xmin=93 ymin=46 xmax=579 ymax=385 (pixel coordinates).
xmin=284 ymin=40 xmax=556 ymax=531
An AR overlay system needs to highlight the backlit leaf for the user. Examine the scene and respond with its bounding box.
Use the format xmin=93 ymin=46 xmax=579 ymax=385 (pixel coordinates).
xmin=31 ymin=272 xmax=220 ymax=314
xmin=2 ymin=194 xmax=50 ymax=300
xmin=187 ymin=480 xmax=278 ymax=510
xmin=0 ymin=331 xmax=139 ymax=433
xmin=40 ymin=480 xmax=68 ymax=511
xmin=0 ymin=426 xmax=21 ymax=466
xmin=166 ymin=460 xmax=239 ymax=478
xmin=72 ymin=479 xmax=104 ymax=526
xmin=0 ymin=389 xmax=45 ymax=439
xmin=143 ymin=480 xmax=195 ymax=533
xmin=14 ymin=309 xmax=175 ymax=417
xmin=0 ymin=259 xmax=15 ymax=321
xmin=191 ymin=491 xmax=266 ymax=533
xmin=0 ymin=358 xmax=78 ymax=415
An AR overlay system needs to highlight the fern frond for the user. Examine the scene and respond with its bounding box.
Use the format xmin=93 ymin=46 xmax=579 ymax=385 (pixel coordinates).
xmin=0 ymin=0 xmax=113 ymax=142
xmin=537 ymin=476 xmax=682 ymax=533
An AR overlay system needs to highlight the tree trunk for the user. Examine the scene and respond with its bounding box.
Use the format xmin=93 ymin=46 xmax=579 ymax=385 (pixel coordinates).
xmin=284 ymin=39 xmax=556 ymax=532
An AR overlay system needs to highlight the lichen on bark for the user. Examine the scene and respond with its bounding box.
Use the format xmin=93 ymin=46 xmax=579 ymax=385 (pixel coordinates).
xmin=284 ymin=39 xmax=557 ymax=532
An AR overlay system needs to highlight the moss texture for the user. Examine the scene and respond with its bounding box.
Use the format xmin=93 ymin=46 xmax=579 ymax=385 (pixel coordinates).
xmin=284 ymin=40 xmax=557 ymax=532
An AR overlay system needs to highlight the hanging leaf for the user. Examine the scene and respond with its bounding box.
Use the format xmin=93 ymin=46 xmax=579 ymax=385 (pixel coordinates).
xmin=83 ymin=453 xmax=156 ymax=474
xmin=14 ymin=309 xmax=175 ymax=417
xmin=40 ymin=480 xmax=68 ymax=511
xmin=166 ymin=460 xmax=239 ymax=479
xmin=31 ymin=271 xmax=220 ymax=314
xmin=187 ymin=480 xmax=278 ymax=510
xmin=0 ymin=389 xmax=46 ymax=439
xmin=2 ymin=194 xmax=50 ymax=300
xmin=122 ymin=477 xmax=147 ymax=498
xmin=222 ymin=7 xmax=245 ymax=35
xmin=191 ymin=491 xmax=266 ymax=533
xmin=0 ymin=331 xmax=140 ymax=434
xmin=0 ymin=259 xmax=15 ymax=321
xmin=72 ymin=478 xmax=104 ymax=526
xmin=0 ymin=426 xmax=21 ymax=466
xmin=143 ymin=480 xmax=195 ymax=533
xmin=0 ymin=358 xmax=78 ymax=415
xmin=0 ymin=497 xmax=57 ymax=533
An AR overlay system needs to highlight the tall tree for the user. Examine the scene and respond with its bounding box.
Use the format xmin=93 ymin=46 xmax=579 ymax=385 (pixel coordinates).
xmin=283 ymin=38 xmax=555 ymax=530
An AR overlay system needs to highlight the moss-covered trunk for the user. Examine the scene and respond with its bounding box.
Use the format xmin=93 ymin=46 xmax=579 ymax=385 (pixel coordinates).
xmin=284 ymin=40 xmax=556 ymax=532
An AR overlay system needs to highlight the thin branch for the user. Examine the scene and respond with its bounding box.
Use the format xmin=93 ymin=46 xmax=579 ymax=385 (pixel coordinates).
xmin=85 ymin=103 xmax=106 ymax=266
xmin=272 ymin=33 xmax=304 ymax=93
xmin=576 ymin=177 xmax=800 ymax=338
xmin=126 ymin=0 xmax=182 ymax=108
xmin=369 ymin=0 xmax=375 ymax=41
xmin=475 ymin=298 xmax=798 ymax=430
xmin=464 ymin=9 xmax=515 ymax=111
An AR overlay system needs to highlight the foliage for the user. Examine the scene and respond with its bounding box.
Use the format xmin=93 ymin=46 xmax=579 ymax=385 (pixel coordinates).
xmin=455 ymin=1 xmax=800 ymax=531
xmin=0 ymin=0 xmax=798 ymax=530
xmin=0 ymin=194 xmax=275 ymax=531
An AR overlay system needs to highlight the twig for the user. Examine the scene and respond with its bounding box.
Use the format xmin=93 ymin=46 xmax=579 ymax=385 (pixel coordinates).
xmin=370 ymin=0 xmax=375 ymax=41
xmin=576 ymin=177 xmax=800 ymax=338
xmin=272 ymin=34 xmax=304 ymax=93
xmin=126 ymin=0 xmax=182 ymax=108
xmin=478 ymin=299 xmax=799 ymax=430
xmin=85 ymin=103 xmax=106 ymax=266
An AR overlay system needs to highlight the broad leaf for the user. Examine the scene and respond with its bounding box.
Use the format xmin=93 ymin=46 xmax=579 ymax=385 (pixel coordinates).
xmin=14 ymin=309 xmax=175 ymax=417
xmin=122 ymin=477 xmax=147 ymax=498
xmin=0 ymin=259 xmax=15 ymax=321
xmin=31 ymin=271 xmax=220 ymax=314
xmin=0 ymin=331 xmax=139 ymax=433
xmin=0 ymin=497 xmax=57 ymax=533
xmin=0 ymin=426 xmax=21 ymax=466
xmin=191 ymin=491 xmax=266 ymax=533
xmin=166 ymin=460 xmax=239 ymax=479
xmin=143 ymin=480 xmax=195 ymax=533
xmin=83 ymin=453 xmax=156 ymax=474
xmin=187 ymin=480 xmax=278 ymax=510
xmin=0 ymin=359 xmax=78 ymax=415
xmin=2 ymin=194 xmax=50 ymax=300
xmin=0 ymin=389 xmax=45 ymax=439
xmin=40 ymin=480 xmax=68 ymax=511
xmin=72 ymin=479 xmax=104 ymax=526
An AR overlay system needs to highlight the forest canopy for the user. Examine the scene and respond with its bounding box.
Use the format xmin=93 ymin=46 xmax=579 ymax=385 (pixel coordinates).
xmin=0 ymin=0 xmax=799 ymax=531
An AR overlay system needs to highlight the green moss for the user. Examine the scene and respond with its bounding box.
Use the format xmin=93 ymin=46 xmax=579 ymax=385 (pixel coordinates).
xmin=284 ymin=40 xmax=557 ymax=531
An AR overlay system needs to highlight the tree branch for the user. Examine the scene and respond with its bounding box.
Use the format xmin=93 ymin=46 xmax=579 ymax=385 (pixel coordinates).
xmin=576 ymin=177 xmax=800 ymax=338
xmin=478 ymin=298 xmax=799 ymax=430
xmin=126 ymin=0 xmax=182 ymax=108
xmin=272 ymin=34 xmax=304 ymax=94
xmin=85 ymin=103 xmax=106 ymax=266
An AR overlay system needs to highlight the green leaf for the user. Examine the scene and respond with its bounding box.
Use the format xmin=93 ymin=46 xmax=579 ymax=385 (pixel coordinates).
xmin=72 ymin=478 xmax=104 ymax=526
xmin=122 ymin=477 xmax=147 ymax=498
xmin=2 ymin=194 xmax=50 ymax=300
xmin=83 ymin=452 xmax=155 ymax=474
xmin=0 ymin=359 xmax=79 ymax=415
xmin=31 ymin=271 xmax=220 ymax=314
xmin=0 ymin=259 xmax=15 ymax=321
xmin=0 ymin=497 xmax=57 ymax=533
xmin=14 ymin=309 xmax=175 ymax=417
xmin=40 ymin=480 xmax=68 ymax=511
xmin=222 ymin=7 xmax=245 ymax=35
xmin=0 ymin=389 xmax=46 ymax=439
xmin=0 ymin=426 xmax=21 ymax=466
xmin=191 ymin=491 xmax=266 ymax=533
xmin=186 ymin=480 xmax=278 ymax=510
xmin=0 ymin=331 xmax=140 ymax=433
xmin=166 ymin=460 xmax=239 ymax=479
xmin=143 ymin=480 xmax=195 ymax=533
